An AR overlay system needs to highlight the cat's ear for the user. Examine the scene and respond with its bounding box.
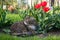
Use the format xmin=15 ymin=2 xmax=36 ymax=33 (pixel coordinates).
xmin=30 ymin=17 xmax=35 ymax=20
xmin=25 ymin=16 xmax=30 ymax=19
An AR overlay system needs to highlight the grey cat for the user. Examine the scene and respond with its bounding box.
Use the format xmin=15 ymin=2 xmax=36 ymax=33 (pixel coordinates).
xmin=10 ymin=16 xmax=39 ymax=36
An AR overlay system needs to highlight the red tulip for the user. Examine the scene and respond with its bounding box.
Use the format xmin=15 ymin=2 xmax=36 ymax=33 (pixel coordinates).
xmin=41 ymin=1 xmax=47 ymax=7
xmin=34 ymin=3 xmax=41 ymax=9
xmin=43 ymin=7 xmax=50 ymax=12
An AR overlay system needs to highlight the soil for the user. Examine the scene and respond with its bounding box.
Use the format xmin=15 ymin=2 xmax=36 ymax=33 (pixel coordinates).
xmin=48 ymin=28 xmax=60 ymax=35
xmin=0 ymin=28 xmax=60 ymax=37
xmin=39 ymin=28 xmax=60 ymax=38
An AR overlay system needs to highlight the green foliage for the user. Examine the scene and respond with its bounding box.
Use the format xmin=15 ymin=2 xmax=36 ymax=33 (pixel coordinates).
xmin=0 ymin=33 xmax=40 ymax=40
xmin=0 ymin=5 xmax=60 ymax=34
xmin=0 ymin=8 xmax=6 ymax=28
xmin=12 ymin=7 xmax=60 ymax=33
xmin=18 ymin=10 xmax=28 ymax=19
xmin=0 ymin=33 xmax=60 ymax=40
xmin=21 ymin=7 xmax=60 ymax=33
xmin=42 ymin=35 xmax=60 ymax=40
xmin=0 ymin=6 xmax=15 ymax=28
xmin=0 ymin=8 xmax=20 ymax=28
xmin=3 ymin=13 xmax=23 ymax=29
xmin=6 ymin=14 xmax=22 ymax=23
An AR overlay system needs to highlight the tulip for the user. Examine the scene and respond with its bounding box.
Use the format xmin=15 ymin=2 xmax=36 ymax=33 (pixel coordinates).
xmin=34 ymin=3 xmax=41 ymax=9
xmin=43 ymin=7 xmax=50 ymax=12
xmin=41 ymin=1 xmax=47 ymax=7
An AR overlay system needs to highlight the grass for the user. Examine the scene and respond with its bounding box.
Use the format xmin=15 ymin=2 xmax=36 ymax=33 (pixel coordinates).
xmin=0 ymin=33 xmax=40 ymax=40
xmin=0 ymin=33 xmax=60 ymax=40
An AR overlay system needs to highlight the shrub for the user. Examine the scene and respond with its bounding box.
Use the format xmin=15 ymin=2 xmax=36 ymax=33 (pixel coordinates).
xmin=0 ymin=10 xmax=23 ymax=28
xmin=6 ymin=14 xmax=22 ymax=23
